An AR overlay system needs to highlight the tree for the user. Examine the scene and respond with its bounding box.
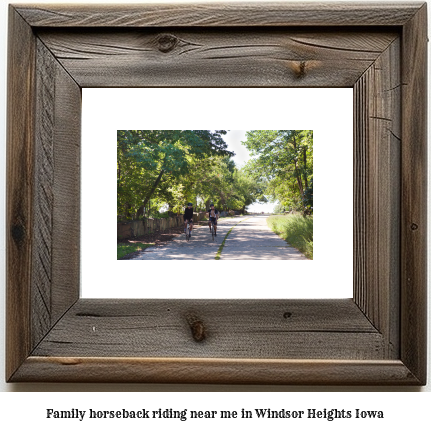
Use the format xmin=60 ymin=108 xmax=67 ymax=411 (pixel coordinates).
xmin=117 ymin=130 xmax=233 ymax=219
xmin=228 ymin=169 xmax=267 ymax=214
xmin=243 ymin=130 xmax=313 ymax=215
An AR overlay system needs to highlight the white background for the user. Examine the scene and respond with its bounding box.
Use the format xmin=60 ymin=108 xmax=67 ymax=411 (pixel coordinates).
xmin=0 ymin=0 xmax=430 ymax=422
xmin=81 ymin=87 xmax=353 ymax=299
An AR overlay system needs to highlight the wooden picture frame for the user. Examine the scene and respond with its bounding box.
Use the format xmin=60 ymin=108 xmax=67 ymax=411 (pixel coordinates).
xmin=6 ymin=2 xmax=427 ymax=384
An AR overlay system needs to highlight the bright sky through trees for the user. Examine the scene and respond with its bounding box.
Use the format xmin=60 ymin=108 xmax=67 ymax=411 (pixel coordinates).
xmin=224 ymin=130 xmax=249 ymax=167
xmin=224 ymin=130 xmax=277 ymax=213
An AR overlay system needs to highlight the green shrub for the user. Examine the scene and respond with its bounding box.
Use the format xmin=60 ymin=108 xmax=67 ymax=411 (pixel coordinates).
xmin=267 ymin=214 xmax=313 ymax=259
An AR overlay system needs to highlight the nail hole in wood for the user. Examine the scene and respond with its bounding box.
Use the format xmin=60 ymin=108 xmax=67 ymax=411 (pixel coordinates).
xmin=283 ymin=312 xmax=292 ymax=319
xmin=411 ymin=223 xmax=418 ymax=230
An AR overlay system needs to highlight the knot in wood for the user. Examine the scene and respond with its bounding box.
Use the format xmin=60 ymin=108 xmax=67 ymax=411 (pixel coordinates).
xmin=157 ymin=34 xmax=178 ymax=53
xmin=11 ymin=223 xmax=25 ymax=245
xmin=186 ymin=314 xmax=206 ymax=342
xmin=294 ymin=61 xmax=307 ymax=79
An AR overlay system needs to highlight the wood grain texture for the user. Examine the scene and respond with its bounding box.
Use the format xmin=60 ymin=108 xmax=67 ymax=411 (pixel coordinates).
xmin=400 ymin=3 xmax=428 ymax=384
xmin=32 ymin=299 xmax=384 ymax=360
xmin=12 ymin=357 xmax=420 ymax=385
xmin=353 ymin=38 xmax=401 ymax=358
xmin=36 ymin=29 xmax=398 ymax=88
xmin=6 ymin=7 xmax=36 ymax=381
xmin=15 ymin=2 xmax=423 ymax=27
xmin=32 ymin=40 xmax=56 ymax=347
xmin=50 ymin=52 xmax=81 ymax=324
xmin=6 ymin=2 xmax=427 ymax=385
xmin=31 ymin=39 xmax=81 ymax=348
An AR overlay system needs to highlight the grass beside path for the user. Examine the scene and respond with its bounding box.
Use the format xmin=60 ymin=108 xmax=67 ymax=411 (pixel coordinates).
xmin=267 ymin=214 xmax=313 ymax=259
xmin=117 ymin=242 xmax=155 ymax=259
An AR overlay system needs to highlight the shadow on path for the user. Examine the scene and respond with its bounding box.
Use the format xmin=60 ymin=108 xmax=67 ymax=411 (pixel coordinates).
xmin=130 ymin=215 xmax=308 ymax=260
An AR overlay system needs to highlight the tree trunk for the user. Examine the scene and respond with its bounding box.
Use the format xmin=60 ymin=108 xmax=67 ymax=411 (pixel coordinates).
xmin=292 ymin=135 xmax=306 ymax=216
xmin=291 ymin=135 xmax=304 ymax=198
xmin=303 ymin=148 xmax=308 ymax=190
xmin=136 ymin=169 xmax=164 ymax=218
xmin=125 ymin=202 xmax=133 ymax=219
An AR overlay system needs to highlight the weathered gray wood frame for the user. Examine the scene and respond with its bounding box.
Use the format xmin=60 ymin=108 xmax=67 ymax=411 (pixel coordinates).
xmin=6 ymin=2 xmax=427 ymax=384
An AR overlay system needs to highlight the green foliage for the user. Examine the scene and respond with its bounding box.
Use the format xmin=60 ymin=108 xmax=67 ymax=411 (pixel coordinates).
xmin=228 ymin=170 xmax=267 ymax=213
xmin=147 ymin=210 xmax=170 ymax=219
xmin=117 ymin=242 xmax=155 ymax=259
xmin=118 ymin=130 xmax=231 ymax=174
xmin=117 ymin=130 xmax=233 ymax=219
xmin=117 ymin=129 xmax=311 ymax=222
xmin=267 ymin=214 xmax=313 ymax=259
xmin=193 ymin=157 xmax=265 ymax=213
xmin=273 ymin=202 xmax=286 ymax=214
xmin=243 ymin=130 xmax=313 ymax=215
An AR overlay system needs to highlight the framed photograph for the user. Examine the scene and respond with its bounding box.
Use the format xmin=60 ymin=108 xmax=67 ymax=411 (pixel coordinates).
xmin=6 ymin=2 xmax=427 ymax=384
